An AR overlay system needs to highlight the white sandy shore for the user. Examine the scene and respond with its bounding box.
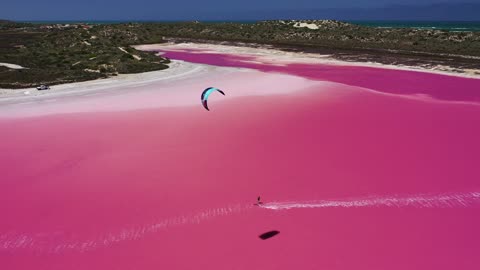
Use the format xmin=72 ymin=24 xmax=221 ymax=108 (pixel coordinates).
xmin=0 ymin=57 xmax=330 ymax=118
xmin=0 ymin=60 xmax=212 ymax=100
xmin=0 ymin=43 xmax=480 ymax=108
xmin=0 ymin=62 xmax=25 ymax=69
xmin=136 ymin=43 xmax=480 ymax=79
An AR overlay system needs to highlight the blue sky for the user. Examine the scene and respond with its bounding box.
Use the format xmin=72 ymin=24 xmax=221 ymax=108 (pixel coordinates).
xmin=1 ymin=1 xmax=479 ymax=21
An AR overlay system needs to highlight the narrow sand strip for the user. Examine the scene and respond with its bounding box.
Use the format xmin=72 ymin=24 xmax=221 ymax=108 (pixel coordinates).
xmin=0 ymin=62 xmax=25 ymax=69
xmin=136 ymin=43 xmax=480 ymax=79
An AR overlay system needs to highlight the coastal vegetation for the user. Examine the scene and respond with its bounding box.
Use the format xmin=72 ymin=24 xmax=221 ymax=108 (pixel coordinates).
xmin=0 ymin=21 xmax=169 ymax=89
xmin=150 ymin=20 xmax=480 ymax=56
xmin=1 ymin=19 xmax=479 ymax=89
xmin=147 ymin=20 xmax=480 ymax=73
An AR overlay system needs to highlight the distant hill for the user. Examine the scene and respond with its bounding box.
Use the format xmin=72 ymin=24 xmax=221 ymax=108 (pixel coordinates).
xmin=0 ymin=19 xmax=30 ymax=30
xmin=0 ymin=19 xmax=14 ymax=24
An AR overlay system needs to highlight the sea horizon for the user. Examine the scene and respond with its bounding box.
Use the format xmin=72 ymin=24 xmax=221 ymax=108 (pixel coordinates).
xmin=16 ymin=19 xmax=480 ymax=31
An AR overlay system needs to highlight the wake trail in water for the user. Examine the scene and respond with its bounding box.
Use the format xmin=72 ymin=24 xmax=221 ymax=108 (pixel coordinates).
xmin=2 ymin=192 xmax=479 ymax=254
xmin=0 ymin=204 xmax=249 ymax=254
xmin=261 ymin=192 xmax=480 ymax=210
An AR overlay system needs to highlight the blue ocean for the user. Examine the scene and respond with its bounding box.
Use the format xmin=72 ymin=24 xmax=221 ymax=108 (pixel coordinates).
xmin=348 ymin=21 xmax=480 ymax=32
xmin=23 ymin=20 xmax=480 ymax=32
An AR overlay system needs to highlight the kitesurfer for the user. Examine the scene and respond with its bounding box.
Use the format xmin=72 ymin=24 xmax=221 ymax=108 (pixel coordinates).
xmin=255 ymin=196 xmax=263 ymax=206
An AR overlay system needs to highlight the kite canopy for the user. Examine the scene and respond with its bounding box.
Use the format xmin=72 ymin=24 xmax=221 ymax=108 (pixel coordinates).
xmin=201 ymin=87 xmax=225 ymax=111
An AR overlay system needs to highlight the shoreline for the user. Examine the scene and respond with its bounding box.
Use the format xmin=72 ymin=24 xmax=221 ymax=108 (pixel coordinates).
xmin=140 ymin=41 xmax=480 ymax=79
xmin=0 ymin=60 xmax=222 ymax=102
xmin=1 ymin=41 xmax=479 ymax=102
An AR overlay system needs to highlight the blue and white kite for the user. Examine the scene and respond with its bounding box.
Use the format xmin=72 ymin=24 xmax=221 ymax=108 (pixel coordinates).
xmin=201 ymin=87 xmax=225 ymax=111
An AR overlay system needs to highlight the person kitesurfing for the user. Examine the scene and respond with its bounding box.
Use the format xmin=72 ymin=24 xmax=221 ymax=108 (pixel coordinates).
xmin=255 ymin=196 xmax=263 ymax=206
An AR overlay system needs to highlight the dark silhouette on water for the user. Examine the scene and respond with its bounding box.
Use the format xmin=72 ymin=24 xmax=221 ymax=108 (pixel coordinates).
xmin=254 ymin=196 xmax=263 ymax=206
xmin=259 ymin=230 xmax=280 ymax=240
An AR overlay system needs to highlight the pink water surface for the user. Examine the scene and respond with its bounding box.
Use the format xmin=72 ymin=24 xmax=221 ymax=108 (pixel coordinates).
xmin=1 ymin=51 xmax=480 ymax=270
xmin=161 ymin=50 xmax=480 ymax=103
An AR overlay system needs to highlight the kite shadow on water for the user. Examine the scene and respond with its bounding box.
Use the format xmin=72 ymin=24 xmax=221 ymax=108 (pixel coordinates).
xmin=259 ymin=230 xmax=280 ymax=240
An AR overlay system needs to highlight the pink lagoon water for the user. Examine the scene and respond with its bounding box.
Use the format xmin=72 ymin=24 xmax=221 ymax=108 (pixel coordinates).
xmin=1 ymin=49 xmax=480 ymax=270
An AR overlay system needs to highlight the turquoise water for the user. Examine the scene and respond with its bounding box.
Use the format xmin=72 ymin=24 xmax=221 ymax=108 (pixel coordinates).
xmin=22 ymin=20 xmax=257 ymax=25
xmin=348 ymin=21 xmax=480 ymax=32
xmin=21 ymin=20 xmax=480 ymax=32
